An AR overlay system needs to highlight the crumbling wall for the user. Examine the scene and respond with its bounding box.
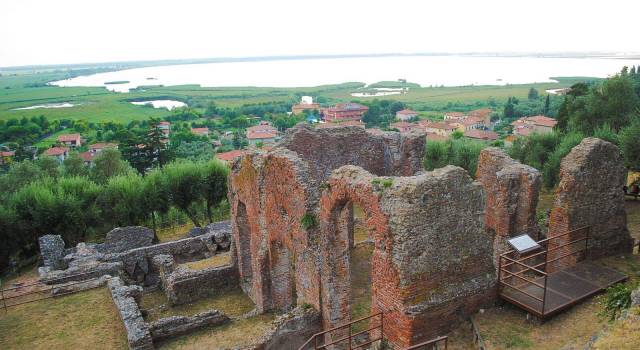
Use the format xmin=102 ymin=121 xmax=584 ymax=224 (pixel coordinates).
xmin=476 ymin=147 xmax=541 ymax=271
xmin=318 ymin=165 xmax=495 ymax=347
xmin=548 ymin=138 xmax=633 ymax=267
xmin=229 ymin=126 xmax=426 ymax=314
xmin=147 ymin=310 xmax=229 ymax=342
xmin=153 ymin=253 xmax=238 ymax=305
xmin=108 ymin=277 xmax=154 ymax=350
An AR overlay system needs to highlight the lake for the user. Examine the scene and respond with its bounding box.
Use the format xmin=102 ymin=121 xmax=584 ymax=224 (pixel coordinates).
xmin=13 ymin=102 xmax=79 ymax=110
xmin=130 ymin=100 xmax=186 ymax=110
xmin=51 ymin=55 xmax=640 ymax=92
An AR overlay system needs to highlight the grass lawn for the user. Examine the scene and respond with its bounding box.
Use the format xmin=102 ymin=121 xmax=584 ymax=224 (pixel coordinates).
xmin=0 ymin=287 xmax=128 ymax=350
xmin=139 ymin=287 xmax=255 ymax=322
xmin=157 ymin=313 xmax=275 ymax=350
xmin=181 ymin=253 xmax=231 ymax=270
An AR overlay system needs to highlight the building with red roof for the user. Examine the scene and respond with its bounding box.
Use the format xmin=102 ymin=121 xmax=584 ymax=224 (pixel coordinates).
xmin=322 ymin=103 xmax=369 ymax=122
xmin=246 ymin=122 xmax=279 ymax=145
xmin=191 ymin=127 xmax=210 ymax=137
xmin=512 ymin=115 xmax=557 ymax=136
xmin=43 ymin=147 xmax=69 ymax=162
xmin=315 ymin=120 xmax=366 ymax=129
xmin=215 ymin=150 xmax=247 ymax=164
xmin=396 ymin=109 xmax=418 ymax=121
xmin=57 ymin=134 xmax=82 ymax=147
xmin=88 ymin=143 xmax=117 ymax=155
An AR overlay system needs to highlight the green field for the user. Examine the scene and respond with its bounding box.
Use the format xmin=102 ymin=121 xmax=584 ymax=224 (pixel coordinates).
xmin=0 ymin=65 xmax=589 ymax=124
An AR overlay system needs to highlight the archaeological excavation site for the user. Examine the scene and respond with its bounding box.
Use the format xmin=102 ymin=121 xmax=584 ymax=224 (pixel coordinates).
xmin=9 ymin=125 xmax=638 ymax=349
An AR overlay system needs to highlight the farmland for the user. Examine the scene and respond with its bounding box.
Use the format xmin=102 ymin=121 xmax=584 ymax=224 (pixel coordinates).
xmin=0 ymin=64 xmax=585 ymax=124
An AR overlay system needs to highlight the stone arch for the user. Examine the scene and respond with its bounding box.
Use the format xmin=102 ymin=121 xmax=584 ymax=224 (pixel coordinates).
xmin=318 ymin=166 xmax=397 ymax=334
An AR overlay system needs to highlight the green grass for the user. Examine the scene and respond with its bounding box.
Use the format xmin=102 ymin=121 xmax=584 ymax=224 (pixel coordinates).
xmin=158 ymin=313 xmax=275 ymax=350
xmin=0 ymin=67 xmax=586 ymax=124
xmin=139 ymin=287 xmax=255 ymax=322
xmin=0 ymin=287 xmax=128 ymax=350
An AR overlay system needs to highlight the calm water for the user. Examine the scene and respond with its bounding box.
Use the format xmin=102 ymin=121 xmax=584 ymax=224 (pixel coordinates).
xmin=130 ymin=100 xmax=186 ymax=110
xmin=13 ymin=102 xmax=78 ymax=110
xmin=51 ymin=55 xmax=640 ymax=93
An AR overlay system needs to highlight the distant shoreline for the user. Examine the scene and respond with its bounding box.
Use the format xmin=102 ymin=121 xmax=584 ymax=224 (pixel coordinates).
xmin=3 ymin=52 xmax=639 ymax=73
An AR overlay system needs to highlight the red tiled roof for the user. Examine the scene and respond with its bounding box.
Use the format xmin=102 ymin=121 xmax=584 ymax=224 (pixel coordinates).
xmin=0 ymin=151 xmax=15 ymax=157
xmin=468 ymin=108 xmax=493 ymax=117
xmin=43 ymin=147 xmax=69 ymax=156
xmin=316 ymin=120 xmax=366 ymax=129
xmin=247 ymin=132 xmax=278 ymax=140
xmin=79 ymin=152 xmax=93 ymax=162
xmin=423 ymin=121 xmax=457 ymax=130
xmin=527 ymin=115 xmax=558 ymax=127
xmin=216 ymin=150 xmax=246 ymax=162
xmin=88 ymin=142 xmax=117 ymax=150
xmin=191 ymin=127 xmax=210 ymax=135
xmin=247 ymin=124 xmax=278 ymax=133
xmin=57 ymin=134 xmax=81 ymax=142
xmin=464 ymin=130 xmax=498 ymax=141
xmin=396 ymin=109 xmax=418 ymax=115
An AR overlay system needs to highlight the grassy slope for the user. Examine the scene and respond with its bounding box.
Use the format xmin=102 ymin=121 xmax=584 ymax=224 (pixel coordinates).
xmin=0 ymin=287 xmax=128 ymax=350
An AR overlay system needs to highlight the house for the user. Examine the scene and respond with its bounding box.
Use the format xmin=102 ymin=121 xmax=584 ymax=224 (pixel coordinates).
xmin=511 ymin=115 xmax=558 ymax=136
xmin=246 ymin=122 xmax=279 ymax=145
xmin=464 ymin=129 xmax=499 ymax=142
xmin=389 ymin=121 xmax=416 ymax=133
xmin=215 ymin=150 xmax=247 ymax=164
xmin=468 ymin=108 xmax=494 ymax=125
xmin=396 ymin=109 xmax=418 ymax=121
xmin=88 ymin=143 xmax=117 ymax=155
xmin=454 ymin=116 xmax=484 ymax=131
xmin=321 ymin=103 xmax=369 ymax=122
xmin=43 ymin=147 xmax=69 ymax=162
xmin=79 ymin=151 xmax=94 ymax=166
xmin=420 ymin=121 xmax=458 ymax=137
xmin=443 ymin=112 xmax=466 ymax=121
xmin=0 ymin=150 xmax=14 ymax=166
xmin=158 ymin=121 xmax=171 ymax=136
xmin=292 ymin=96 xmax=320 ymax=115
xmin=57 ymin=134 xmax=82 ymax=147
xmin=191 ymin=127 xmax=210 ymax=137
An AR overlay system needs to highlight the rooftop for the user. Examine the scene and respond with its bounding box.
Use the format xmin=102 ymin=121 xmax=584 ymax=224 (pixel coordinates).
xmin=464 ymin=129 xmax=498 ymax=141
xmin=43 ymin=147 xmax=69 ymax=156
xmin=215 ymin=150 xmax=247 ymax=162
xmin=57 ymin=134 xmax=81 ymax=142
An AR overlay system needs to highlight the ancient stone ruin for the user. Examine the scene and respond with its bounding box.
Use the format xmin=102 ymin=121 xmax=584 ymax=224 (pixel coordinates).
xmin=34 ymin=126 xmax=636 ymax=349
xmin=547 ymin=137 xmax=633 ymax=268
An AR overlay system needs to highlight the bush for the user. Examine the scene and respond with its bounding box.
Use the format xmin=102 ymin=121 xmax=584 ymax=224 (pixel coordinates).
xmin=600 ymin=283 xmax=632 ymax=321
xmin=301 ymin=212 xmax=318 ymax=230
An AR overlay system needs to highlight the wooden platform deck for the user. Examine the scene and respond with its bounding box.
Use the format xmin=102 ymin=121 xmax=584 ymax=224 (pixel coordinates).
xmin=500 ymin=261 xmax=627 ymax=318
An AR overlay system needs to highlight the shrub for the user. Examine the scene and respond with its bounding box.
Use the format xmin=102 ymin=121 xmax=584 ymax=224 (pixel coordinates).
xmin=600 ymin=283 xmax=632 ymax=321
xmin=301 ymin=212 xmax=318 ymax=230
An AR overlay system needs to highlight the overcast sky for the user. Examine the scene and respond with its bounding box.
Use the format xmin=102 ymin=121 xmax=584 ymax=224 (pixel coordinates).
xmin=0 ymin=0 xmax=638 ymax=67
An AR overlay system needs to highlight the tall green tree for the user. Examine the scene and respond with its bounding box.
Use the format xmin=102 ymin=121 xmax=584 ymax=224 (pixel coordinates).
xmin=201 ymin=160 xmax=229 ymax=223
xmin=162 ymin=161 xmax=204 ymax=227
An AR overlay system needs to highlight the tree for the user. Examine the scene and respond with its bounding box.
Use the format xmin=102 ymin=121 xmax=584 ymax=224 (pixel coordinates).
xmin=34 ymin=156 xmax=60 ymax=178
xmin=544 ymin=95 xmax=551 ymax=115
xmin=143 ymin=168 xmax=171 ymax=239
xmin=92 ymin=148 xmax=131 ymax=183
xmin=63 ymin=153 xmax=88 ymax=177
xmin=201 ymin=160 xmax=229 ymax=223
xmin=162 ymin=161 xmax=204 ymax=227
xmin=97 ymin=174 xmax=147 ymax=227
xmin=620 ymin=119 xmax=640 ymax=170
xmin=528 ymin=88 xmax=539 ymax=100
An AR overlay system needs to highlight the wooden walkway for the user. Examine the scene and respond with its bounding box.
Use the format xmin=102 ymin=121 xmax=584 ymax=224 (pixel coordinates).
xmin=500 ymin=260 xmax=627 ymax=318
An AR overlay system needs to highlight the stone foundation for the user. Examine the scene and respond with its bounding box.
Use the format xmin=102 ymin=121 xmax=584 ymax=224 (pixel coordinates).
xmin=108 ymin=277 xmax=154 ymax=350
xmin=148 ymin=310 xmax=229 ymax=342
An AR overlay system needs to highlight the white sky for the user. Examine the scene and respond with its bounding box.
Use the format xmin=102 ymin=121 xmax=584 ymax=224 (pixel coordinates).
xmin=0 ymin=0 xmax=638 ymax=67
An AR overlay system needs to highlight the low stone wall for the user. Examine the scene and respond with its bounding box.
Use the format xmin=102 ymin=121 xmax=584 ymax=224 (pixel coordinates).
xmin=107 ymin=277 xmax=154 ymax=350
xmin=148 ymin=310 xmax=229 ymax=341
xmin=41 ymin=261 xmax=123 ymax=284
xmin=162 ymin=262 xmax=239 ymax=305
xmin=252 ymin=307 xmax=322 ymax=350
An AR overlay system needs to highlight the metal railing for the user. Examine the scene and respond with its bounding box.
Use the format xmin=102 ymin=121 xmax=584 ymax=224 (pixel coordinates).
xmin=299 ymin=312 xmax=383 ymax=350
xmin=0 ymin=270 xmax=105 ymax=312
xmin=497 ymin=226 xmax=590 ymax=317
xmin=404 ymin=336 xmax=448 ymax=350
